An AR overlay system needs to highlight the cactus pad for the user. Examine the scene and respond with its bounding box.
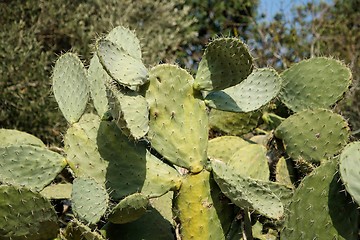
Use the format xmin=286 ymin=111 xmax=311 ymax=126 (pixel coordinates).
xmin=146 ymin=64 xmax=208 ymax=172
xmin=339 ymin=141 xmax=360 ymax=205
xmin=173 ymin=170 xmax=234 ymax=240
xmin=64 ymin=114 xmax=108 ymax=184
xmin=52 ymin=53 xmax=89 ymax=123
xmin=0 ymin=145 xmax=67 ymax=191
xmin=40 ymin=183 xmax=72 ymax=199
xmin=64 ymin=219 xmax=105 ymax=240
xmin=108 ymin=87 xmax=149 ymax=139
xmin=0 ymin=129 xmax=45 ymax=147
xmin=209 ymin=109 xmax=261 ymax=136
xmin=0 ymin=185 xmax=59 ymax=239
xmin=281 ymin=160 xmax=358 ymax=239
xmin=97 ymin=39 xmax=148 ymax=87
xmin=149 ymin=191 xmax=174 ymax=224
xmin=230 ymin=144 xmax=270 ymax=181
xmin=72 ymin=177 xmax=109 ymax=224
xmin=88 ymin=55 xmax=111 ymax=118
xmin=97 ymin=120 xmax=182 ymax=200
xmin=108 ymin=193 xmax=149 ymax=224
xmin=102 ymin=206 xmax=174 ymax=240
xmin=211 ymin=159 xmax=284 ymax=219
xmin=208 ymin=136 xmax=250 ymax=163
xmin=275 ymin=157 xmax=294 ymax=188
xmin=65 ymin=114 xmax=181 ymax=200
xmin=205 ymin=68 xmax=282 ymax=112
xmin=279 ymin=57 xmax=352 ymax=112
xmin=194 ymin=38 xmax=253 ymax=91
xmin=275 ymin=108 xmax=349 ymax=163
xmin=106 ymin=26 xmax=142 ymax=60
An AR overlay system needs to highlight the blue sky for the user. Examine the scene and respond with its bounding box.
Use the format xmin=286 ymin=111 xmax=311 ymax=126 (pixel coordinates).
xmin=258 ymin=0 xmax=332 ymax=22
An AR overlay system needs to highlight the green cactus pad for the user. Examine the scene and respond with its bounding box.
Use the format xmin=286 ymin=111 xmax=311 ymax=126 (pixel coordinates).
xmin=64 ymin=219 xmax=105 ymax=240
xmin=0 ymin=185 xmax=59 ymax=239
xmin=209 ymin=109 xmax=261 ymax=136
xmin=52 ymin=53 xmax=89 ymax=123
xmin=72 ymin=177 xmax=109 ymax=225
xmin=230 ymin=144 xmax=270 ymax=181
xmin=281 ymin=160 xmax=358 ymax=239
xmin=205 ymin=68 xmax=282 ymax=112
xmin=98 ymin=121 xmax=182 ymax=199
xmin=208 ymin=136 xmax=251 ymax=163
xmin=106 ymin=26 xmax=142 ymax=60
xmin=102 ymin=206 xmax=174 ymax=240
xmin=211 ymin=159 xmax=284 ymax=219
xmin=149 ymin=191 xmax=174 ymax=224
xmin=65 ymin=114 xmax=181 ymax=200
xmin=194 ymin=38 xmax=253 ymax=91
xmin=0 ymin=129 xmax=45 ymax=147
xmin=88 ymin=55 xmax=110 ymax=118
xmin=64 ymin=114 xmax=108 ymax=184
xmin=173 ymin=170 xmax=234 ymax=240
xmin=279 ymin=57 xmax=352 ymax=112
xmin=275 ymin=157 xmax=294 ymax=188
xmin=108 ymin=193 xmax=149 ymax=224
xmin=146 ymin=64 xmax=208 ymax=173
xmin=275 ymin=108 xmax=349 ymax=163
xmin=0 ymin=145 xmax=67 ymax=191
xmin=339 ymin=141 xmax=360 ymax=205
xmin=97 ymin=39 xmax=148 ymax=87
xmin=108 ymin=87 xmax=149 ymax=139
xmin=40 ymin=183 xmax=72 ymax=199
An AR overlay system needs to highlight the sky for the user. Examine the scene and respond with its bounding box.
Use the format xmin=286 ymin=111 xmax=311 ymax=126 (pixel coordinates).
xmin=258 ymin=0 xmax=332 ymax=22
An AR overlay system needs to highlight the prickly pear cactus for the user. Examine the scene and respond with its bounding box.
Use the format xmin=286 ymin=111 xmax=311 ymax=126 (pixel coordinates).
xmin=145 ymin=64 xmax=208 ymax=173
xmin=281 ymin=160 xmax=358 ymax=239
xmin=275 ymin=108 xmax=350 ymax=164
xmin=279 ymin=57 xmax=352 ymax=112
xmin=0 ymin=185 xmax=59 ymax=239
xmin=1 ymin=25 xmax=358 ymax=240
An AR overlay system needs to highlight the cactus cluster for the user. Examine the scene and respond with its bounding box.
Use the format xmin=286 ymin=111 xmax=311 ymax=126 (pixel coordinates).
xmin=0 ymin=26 xmax=359 ymax=239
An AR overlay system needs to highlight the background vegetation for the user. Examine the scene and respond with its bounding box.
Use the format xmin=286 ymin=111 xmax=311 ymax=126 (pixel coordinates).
xmin=1 ymin=0 xmax=359 ymax=145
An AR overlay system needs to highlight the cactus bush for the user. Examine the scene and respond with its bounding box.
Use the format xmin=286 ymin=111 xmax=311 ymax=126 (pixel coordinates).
xmin=0 ymin=26 xmax=359 ymax=239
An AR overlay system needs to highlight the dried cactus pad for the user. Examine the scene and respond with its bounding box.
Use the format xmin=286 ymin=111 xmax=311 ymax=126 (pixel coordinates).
xmin=146 ymin=64 xmax=208 ymax=172
xmin=97 ymin=39 xmax=148 ymax=87
xmin=205 ymin=68 xmax=282 ymax=112
xmin=339 ymin=141 xmax=360 ymax=205
xmin=279 ymin=57 xmax=351 ymax=112
xmin=281 ymin=160 xmax=358 ymax=240
xmin=52 ymin=53 xmax=89 ymax=123
xmin=0 ymin=185 xmax=59 ymax=240
xmin=194 ymin=38 xmax=253 ymax=91
xmin=275 ymin=108 xmax=349 ymax=164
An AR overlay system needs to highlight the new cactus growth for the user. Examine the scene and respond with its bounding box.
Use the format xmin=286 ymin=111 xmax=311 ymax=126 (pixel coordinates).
xmin=0 ymin=25 xmax=358 ymax=240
